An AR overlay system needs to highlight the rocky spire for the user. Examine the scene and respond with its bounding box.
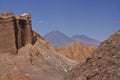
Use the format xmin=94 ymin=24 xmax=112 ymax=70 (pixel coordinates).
xmin=0 ymin=12 xmax=33 ymax=54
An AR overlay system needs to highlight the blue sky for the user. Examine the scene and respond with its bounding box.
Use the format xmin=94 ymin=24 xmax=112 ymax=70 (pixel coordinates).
xmin=0 ymin=0 xmax=120 ymax=41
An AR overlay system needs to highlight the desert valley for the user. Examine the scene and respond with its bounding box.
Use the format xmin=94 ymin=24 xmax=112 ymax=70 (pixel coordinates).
xmin=0 ymin=12 xmax=119 ymax=80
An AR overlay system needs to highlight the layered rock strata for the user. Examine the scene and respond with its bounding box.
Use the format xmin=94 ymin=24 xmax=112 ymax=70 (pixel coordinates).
xmin=0 ymin=12 xmax=33 ymax=54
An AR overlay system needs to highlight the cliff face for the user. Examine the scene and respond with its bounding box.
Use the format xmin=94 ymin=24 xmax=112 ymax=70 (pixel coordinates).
xmin=63 ymin=30 xmax=120 ymax=80
xmin=57 ymin=42 xmax=96 ymax=62
xmin=0 ymin=12 xmax=17 ymax=54
xmin=0 ymin=12 xmax=33 ymax=54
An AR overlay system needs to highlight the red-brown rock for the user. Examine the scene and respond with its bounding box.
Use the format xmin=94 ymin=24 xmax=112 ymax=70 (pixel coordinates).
xmin=0 ymin=12 xmax=33 ymax=54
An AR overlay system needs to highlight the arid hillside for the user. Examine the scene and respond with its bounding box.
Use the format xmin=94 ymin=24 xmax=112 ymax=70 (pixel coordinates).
xmin=0 ymin=12 xmax=78 ymax=80
xmin=0 ymin=72 xmax=35 ymax=80
xmin=57 ymin=42 xmax=96 ymax=62
xmin=63 ymin=30 xmax=120 ymax=80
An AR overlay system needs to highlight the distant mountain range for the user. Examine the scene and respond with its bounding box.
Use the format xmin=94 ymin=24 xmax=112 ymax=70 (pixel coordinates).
xmin=43 ymin=30 xmax=75 ymax=47
xmin=71 ymin=35 xmax=100 ymax=46
xmin=43 ymin=30 xmax=100 ymax=47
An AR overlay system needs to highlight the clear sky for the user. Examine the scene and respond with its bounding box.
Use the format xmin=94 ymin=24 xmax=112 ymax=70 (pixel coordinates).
xmin=0 ymin=0 xmax=120 ymax=41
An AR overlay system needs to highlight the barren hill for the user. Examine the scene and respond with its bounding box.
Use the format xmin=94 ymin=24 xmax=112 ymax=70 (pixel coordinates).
xmin=63 ymin=30 xmax=120 ymax=80
xmin=57 ymin=42 xmax=96 ymax=62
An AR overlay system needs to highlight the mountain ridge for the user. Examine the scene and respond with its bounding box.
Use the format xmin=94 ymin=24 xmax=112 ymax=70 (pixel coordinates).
xmin=71 ymin=34 xmax=100 ymax=46
xmin=43 ymin=30 xmax=100 ymax=47
xmin=43 ymin=30 xmax=75 ymax=47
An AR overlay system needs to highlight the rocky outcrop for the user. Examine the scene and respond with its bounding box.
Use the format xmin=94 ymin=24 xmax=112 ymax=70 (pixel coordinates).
xmin=15 ymin=13 xmax=33 ymax=48
xmin=57 ymin=42 xmax=96 ymax=62
xmin=0 ymin=33 xmax=78 ymax=80
xmin=0 ymin=12 xmax=78 ymax=80
xmin=0 ymin=12 xmax=33 ymax=54
xmin=63 ymin=30 xmax=120 ymax=80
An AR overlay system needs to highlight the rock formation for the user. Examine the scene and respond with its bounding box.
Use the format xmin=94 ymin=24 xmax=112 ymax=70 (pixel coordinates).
xmin=62 ymin=30 xmax=120 ymax=80
xmin=0 ymin=12 xmax=78 ymax=80
xmin=0 ymin=12 xmax=33 ymax=54
xmin=57 ymin=42 xmax=96 ymax=62
xmin=0 ymin=32 xmax=78 ymax=80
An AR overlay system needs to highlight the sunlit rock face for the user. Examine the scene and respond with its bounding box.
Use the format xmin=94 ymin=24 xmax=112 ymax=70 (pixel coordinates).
xmin=0 ymin=12 xmax=33 ymax=54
